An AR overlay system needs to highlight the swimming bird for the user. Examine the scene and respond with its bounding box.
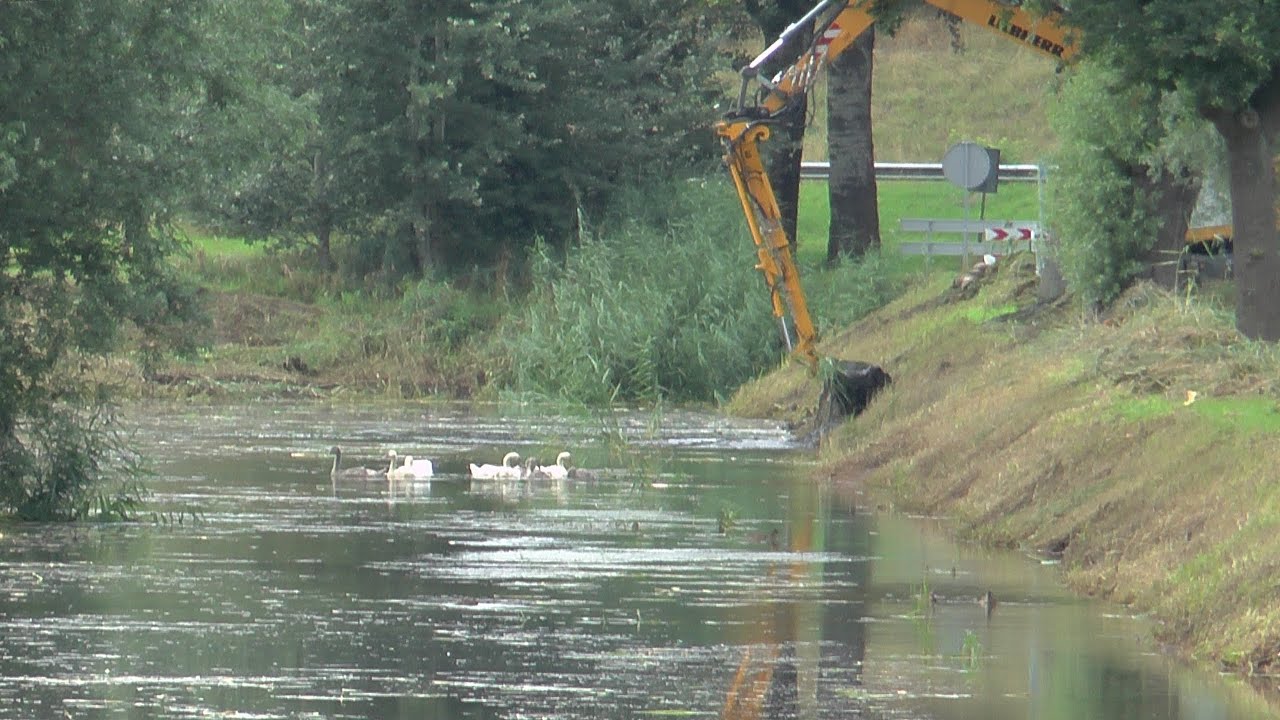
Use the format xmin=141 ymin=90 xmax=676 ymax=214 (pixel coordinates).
xmin=470 ymin=451 xmax=522 ymax=480
xmin=568 ymin=465 xmax=597 ymax=481
xmin=330 ymin=446 xmax=383 ymax=479
xmin=524 ymin=457 xmax=550 ymax=479
xmin=539 ymin=451 xmax=571 ymax=481
xmin=567 ymin=464 xmax=597 ymax=481
xmin=386 ymin=451 xmax=433 ymax=479
xmin=748 ymin=527 xmax=781 ymax=551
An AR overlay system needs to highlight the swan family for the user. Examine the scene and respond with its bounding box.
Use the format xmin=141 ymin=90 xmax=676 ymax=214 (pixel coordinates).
xmin=470 ymin=450 xmax=590 ymax=481
xmin=328 ymin=446 xmax=433 ymax=479
xmin=329 ymin=447 xmax=592 ymax=481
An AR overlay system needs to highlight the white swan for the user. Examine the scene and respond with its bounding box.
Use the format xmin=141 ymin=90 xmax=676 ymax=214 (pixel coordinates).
xmin=330 ymin=446 xmax=383 ymax=479
xmin=386 ymin=450 xmax=433 ymax=479
xmin=470 ymin=451 xmax=522 ymax=480
xmin=539 ymin=451 xmax=571 ymax=481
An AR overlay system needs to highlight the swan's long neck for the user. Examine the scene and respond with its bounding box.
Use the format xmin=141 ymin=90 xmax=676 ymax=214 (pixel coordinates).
xmin=331 ymin=450 xmax=341 ymax=475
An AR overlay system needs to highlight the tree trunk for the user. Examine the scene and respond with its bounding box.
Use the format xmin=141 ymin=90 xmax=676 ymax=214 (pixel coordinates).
xmin=411 ymin=203 xmax=433 ymax=275
xmin=1208 ymin=83 xmax=1280 ymax=341
xmin=826 ymin=25 xmax=880 ymax=264
xmin=744 ymin=0 xmax=812 ymax=253
xmin=315 ymin=221 xmax=334 ymax=272
xmin=772 ymin=99 xmax=807 ymax=253
xmin=1132 ymin=167 xmax=1200 ymax=289
xmin=312 ymin=150 xmax=335 ymax=272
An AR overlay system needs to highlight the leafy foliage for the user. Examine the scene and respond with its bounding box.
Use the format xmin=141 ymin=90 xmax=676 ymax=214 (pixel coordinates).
xmin=201 ymin=0 xmax=730 ymax=281
xmin=183 ymin=1 xmax=345 ymax=264
xmin=1067 ymin=1 xmax=1280 ymax=112
xmin=1046 ymin=63 xmax=1216 ymax=307
xmin=1063 ymin=0 xmax=1280 ymax=339
xmin=0 ymin=0 xmax=203 ymax=519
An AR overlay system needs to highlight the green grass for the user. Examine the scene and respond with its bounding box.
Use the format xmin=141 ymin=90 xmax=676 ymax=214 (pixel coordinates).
xmin=171 ymin=226 xmax=336 ymax=300
xmin=178 ymin=229 xmax=265 ymax=259
xmin=801 ymin=16 xmax=1061 ymax=164
xmin=1113 ymin=395 xmax=1280 ymax=434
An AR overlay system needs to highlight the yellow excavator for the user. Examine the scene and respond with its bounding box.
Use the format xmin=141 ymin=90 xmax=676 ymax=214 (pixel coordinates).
xmin=717 ymin=2 xmax=1074 ymax=716
xmin=716 ymin=0 xmax=1075 ymax=376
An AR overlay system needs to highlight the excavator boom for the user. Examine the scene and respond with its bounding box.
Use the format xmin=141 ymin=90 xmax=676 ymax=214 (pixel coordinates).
xmin=717 ymin=5 xmax=1073 ymax=713
xmin=718 ymin=0 xmax=1073 ymax=371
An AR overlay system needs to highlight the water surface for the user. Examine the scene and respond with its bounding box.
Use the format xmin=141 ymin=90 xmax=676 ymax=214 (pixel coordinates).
xmin=0 ymin=402 xmax=1270 ymax=719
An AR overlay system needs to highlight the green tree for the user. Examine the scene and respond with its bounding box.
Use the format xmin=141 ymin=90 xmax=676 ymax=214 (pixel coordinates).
xmin=1047 ymin=63 xmax=1207 ymax=308
xmin=1065 ymin=1 xmax=1280 ymax=340
xmin=0 ymin=1 xmax=204 ymax=519
xmin=317 ymin=0 xmax=725 ymax=281
xmin=184 ymin=0 xmax=352 ymax=271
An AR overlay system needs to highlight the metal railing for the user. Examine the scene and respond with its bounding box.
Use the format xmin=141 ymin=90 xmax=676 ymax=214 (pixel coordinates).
xmin=801 ymin=161 xmax=1043 ymax=182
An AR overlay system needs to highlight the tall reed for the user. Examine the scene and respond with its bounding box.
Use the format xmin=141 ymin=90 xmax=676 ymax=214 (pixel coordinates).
xmin=498 ymin=179 xmax=904 ymax=405
xmin=498 ymin=180 xmax=778 ymax=404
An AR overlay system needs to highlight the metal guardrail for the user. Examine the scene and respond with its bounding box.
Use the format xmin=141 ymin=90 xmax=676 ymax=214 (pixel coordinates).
xmin=899 ymin=241 xmax=1027 ymax=257
xmin=897 ymin=218 xmax=1041 ymax=258
xmin=899 ymin=218 xmax=1040 ymax=235
xmin=802 ymin=161 xmax=1043 ymax=182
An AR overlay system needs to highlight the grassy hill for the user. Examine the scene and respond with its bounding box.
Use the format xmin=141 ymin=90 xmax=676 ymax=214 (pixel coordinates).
xmin=805 ymin=12 xmax=1063 ymax=163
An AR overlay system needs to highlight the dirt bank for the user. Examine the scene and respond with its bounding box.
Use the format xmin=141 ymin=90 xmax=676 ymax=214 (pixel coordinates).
xmin=728 ymin=253 xmax=1280 ymax=685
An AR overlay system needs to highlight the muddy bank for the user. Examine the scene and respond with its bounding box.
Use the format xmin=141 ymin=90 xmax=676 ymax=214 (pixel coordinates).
xmin=729 ymin=254 xmax=1280 ymax=685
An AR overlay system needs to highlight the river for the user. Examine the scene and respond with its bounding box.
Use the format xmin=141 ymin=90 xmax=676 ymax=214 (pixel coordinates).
xmin=0 ymin=402 xmax=1271 ymax=719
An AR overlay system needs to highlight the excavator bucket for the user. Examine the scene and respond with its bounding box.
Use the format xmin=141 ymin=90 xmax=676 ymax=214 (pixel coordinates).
xmin=814 ymin=360 xmax=891 ymax=438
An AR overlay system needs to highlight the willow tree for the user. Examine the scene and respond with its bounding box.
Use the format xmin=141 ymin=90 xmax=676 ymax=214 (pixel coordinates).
xmin=1067 ymin=1 xmax=1280 ymax=340
xmin=0 ymin=1 xmax=205 ymax=519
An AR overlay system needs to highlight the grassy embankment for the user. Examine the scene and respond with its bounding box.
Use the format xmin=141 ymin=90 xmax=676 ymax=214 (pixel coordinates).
xmin=728 ymin=260 xmax=1280 ymax=678
xmin=730 ymin=19 xmax=1280 ymax=682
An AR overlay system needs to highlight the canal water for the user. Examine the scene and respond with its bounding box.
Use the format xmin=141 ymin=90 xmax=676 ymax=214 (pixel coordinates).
xmin=0 ymin=402 xmax=1272 ymax=719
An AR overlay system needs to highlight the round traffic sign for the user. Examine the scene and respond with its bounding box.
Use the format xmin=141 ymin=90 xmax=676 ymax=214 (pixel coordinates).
xmin=942 ymin=141 xmax=994 ymax=191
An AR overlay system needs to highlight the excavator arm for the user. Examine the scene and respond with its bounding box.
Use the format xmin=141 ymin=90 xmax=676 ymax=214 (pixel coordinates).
xmin=717 ymin=3 xmax=1073 ymax=714
xmin=716 ymin=0 xmax=1074 ymax=372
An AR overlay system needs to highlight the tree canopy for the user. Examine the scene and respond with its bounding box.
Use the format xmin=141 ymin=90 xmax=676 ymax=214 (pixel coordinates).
xmin=198 ymin=0 xmax=729 ymax=281
xmin=0 ymin=0 xmax=205 ymax=519
xmin=1064 ymin=1 xmax=1280 ymax=339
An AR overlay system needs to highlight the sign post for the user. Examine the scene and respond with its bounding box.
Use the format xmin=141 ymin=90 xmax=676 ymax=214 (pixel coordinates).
xmin=941 ymin=142 xmax=1000 ymax=265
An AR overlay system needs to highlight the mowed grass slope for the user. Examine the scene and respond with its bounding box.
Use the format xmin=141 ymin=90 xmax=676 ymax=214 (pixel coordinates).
xmin=735 ymin=10 xmax=1280 ymax=683
xmin=729 ymin=256 xmax=1280 ymax=677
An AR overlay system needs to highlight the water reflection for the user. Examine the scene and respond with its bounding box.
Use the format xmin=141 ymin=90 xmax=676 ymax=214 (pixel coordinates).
xmin=0 ymin=403 xmax=1270 ymax=719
